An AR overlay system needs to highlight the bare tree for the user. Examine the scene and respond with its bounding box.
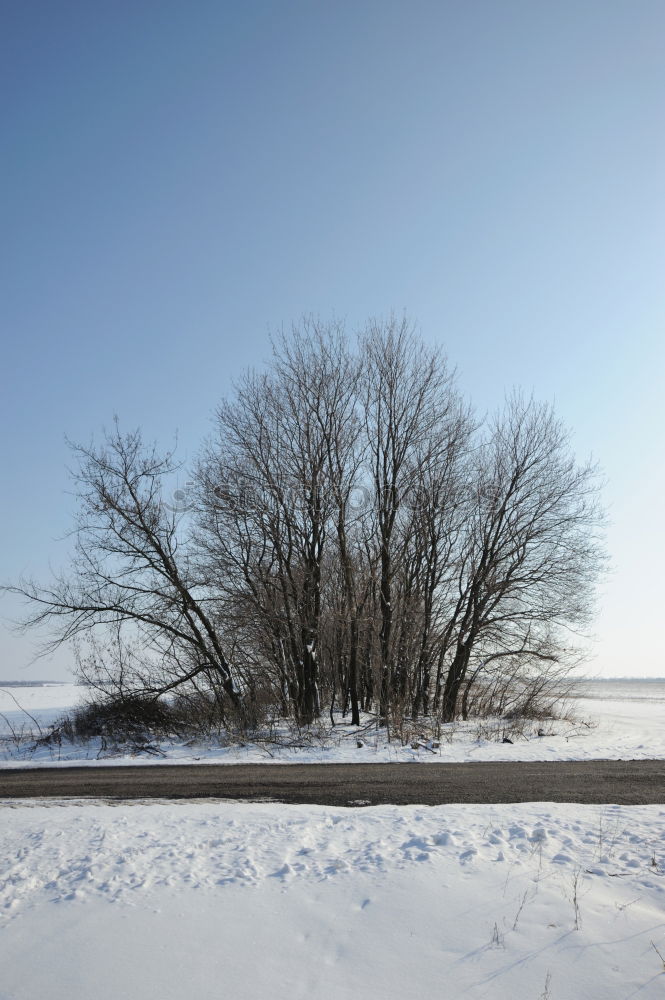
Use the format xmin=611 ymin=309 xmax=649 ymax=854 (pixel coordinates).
xmin=195 ymin=319 xmax=364 ymax=724
xmin=435 ymin=394 xmax=605 ymax=721
xmin=360 ymin=316 xmax=461 ymax=722
xmin=406 ymin=412 xmax=473 ymax=718
xmin=5 ymin=422 xmax=242 ymax=712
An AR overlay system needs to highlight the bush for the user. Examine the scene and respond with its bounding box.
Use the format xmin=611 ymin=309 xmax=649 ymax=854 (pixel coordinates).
xmin=58 ymin=694 xmax=180 ymax=744
xmin=53 ymin=684 xmax=272 ymax=749
xmin=462 ymin=666 xmax=573 ymax=723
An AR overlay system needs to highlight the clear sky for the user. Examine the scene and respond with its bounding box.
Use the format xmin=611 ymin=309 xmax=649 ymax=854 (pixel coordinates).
xmin=2 ymin=1 xmax=664 ymax=680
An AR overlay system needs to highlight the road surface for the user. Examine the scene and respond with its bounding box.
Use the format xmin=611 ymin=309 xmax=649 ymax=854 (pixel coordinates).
xmin=1 ymin=760 xmax=664 ymax=805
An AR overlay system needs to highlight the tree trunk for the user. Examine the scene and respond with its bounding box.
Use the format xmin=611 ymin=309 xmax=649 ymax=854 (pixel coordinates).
xmin=378 ymin=547 xmax=392 ymax=724
xmin=440 ymin=642 xmax=471 ymax=722
xmin=348 ymin=620 xmax=360 ymax=726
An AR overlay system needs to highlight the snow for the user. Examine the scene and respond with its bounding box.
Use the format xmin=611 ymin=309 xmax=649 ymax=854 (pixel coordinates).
xmin=1 ymin=800 xmax=664 ymax=998
xmin=3 ymin=680 xmax=665 ymax=767
xmin=2 ymin=682 xmax=665 ymax=997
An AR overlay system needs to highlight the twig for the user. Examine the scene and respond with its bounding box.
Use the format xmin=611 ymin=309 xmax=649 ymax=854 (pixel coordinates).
xmin=651 ymin=940 xmax=665 ymax=970
xmin=0 ymin=688 xmax=44 ymax=735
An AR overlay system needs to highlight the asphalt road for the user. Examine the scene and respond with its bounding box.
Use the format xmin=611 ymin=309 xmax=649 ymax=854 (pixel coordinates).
xmin=1 ymin=760 xmax=664 ymax=805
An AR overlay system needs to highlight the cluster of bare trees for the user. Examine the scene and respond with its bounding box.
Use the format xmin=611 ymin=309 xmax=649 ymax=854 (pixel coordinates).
xmin=7 ymin=317 xmax=605 ymax=730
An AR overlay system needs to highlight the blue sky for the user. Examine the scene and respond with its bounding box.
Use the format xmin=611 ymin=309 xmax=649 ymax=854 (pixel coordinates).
xmin=2 ymin=0 xmax=664 ymax=679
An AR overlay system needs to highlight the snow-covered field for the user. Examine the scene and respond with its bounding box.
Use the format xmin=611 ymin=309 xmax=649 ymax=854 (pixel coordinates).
xmin=0 ymin=683 xmax=81 ymax=741
xmin=2 ymin=679 xmax=665 ymax=766
xmin=2 ymin=681 xmax=665 ymax=998
xmin=2 ymin=800 xmax=665 ymax=999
